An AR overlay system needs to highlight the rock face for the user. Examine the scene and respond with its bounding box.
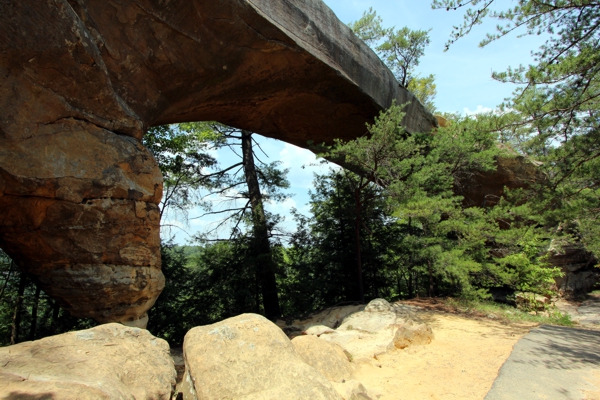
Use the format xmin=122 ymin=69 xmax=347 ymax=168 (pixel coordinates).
xmin=291 ymin=335 xmax=354 ymax=383
xmin=0 ymin=323 xmax=176 ymax=399
xmin=460 ymin=155 xmax=545 ymax=208
xmin=279 ymin=299 xmax=432 ymax=360
xmin=0 ymin=0 xmax=435 ymax=323
xmin=182 ymin=314 xmax=342 ymax=400
xmin=550 ymin=245 xmax=599 ymax=295
xmin=0 ymin=119 xmax=164 ymax=324
xmin=323 ymin=299 xmax=430 ymax=359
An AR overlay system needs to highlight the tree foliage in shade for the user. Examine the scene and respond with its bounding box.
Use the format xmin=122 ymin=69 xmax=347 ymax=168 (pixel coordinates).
xmin=146 ymin=238 xmax=261 ymax=345
xmin=143 ymin=123 xmax=220 ymax=223
xmin=0 ymin=250 xmax=96 ymax=346
xmin=280 ymin=171 xmax=404 ymax=313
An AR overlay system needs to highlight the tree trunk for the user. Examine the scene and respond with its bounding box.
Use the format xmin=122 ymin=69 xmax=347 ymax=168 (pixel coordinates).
xmin=0 ymin=260 xmax=15 ymax=303
xmin=428 ymin=262 xmax=434 ymax=298
xmin=255 ymin=269 xmax=260 ymax=314
xmin=29 ymin=284 xmax=41 ymax=341
xmin=415 ymin=273 xmax=420 ymax=298
xmin=334 ymin=175 xmax=350 ymax=300
xmin=10 ymin=272 xmax=27 ymax=345
xmin=241 ymin=130 xmax=281 ymax=320
xmin=354 ymin=188 xmax=365 ymax=303
xmin=51 ymin=300 xmax=60 ymax=335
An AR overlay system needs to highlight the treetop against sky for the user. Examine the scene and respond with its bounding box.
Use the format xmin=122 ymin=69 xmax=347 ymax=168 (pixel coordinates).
xmin=167 ymin=0 xmax=548 ymax=243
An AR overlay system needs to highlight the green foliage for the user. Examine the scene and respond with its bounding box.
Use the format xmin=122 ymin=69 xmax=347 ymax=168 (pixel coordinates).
xmin=349 ymin=9 xmax=435 ymax=94
xmin=432 ymin=0 xmax=600 ymax=261
xmin=444 ymin=297 xmax=575 ymax=327
xmin=316 ymin=101 xmax=569 ymax=301
xmin=407 ymin=75 xmax=438 ymax=113
xmin=388 ymin=113 xmax=498 ymax=297
xmin=144 ymin=123 xmax=219 ymax=222
xmin=348 ymin=7 xmax=388 ymax=46
xmin=322 ymin=102 xmax=416 ymax=187
xmin=377 ymin=27 xmax=432 ymax=87
xmin=281 ymin=171 xmax=405 ymax=313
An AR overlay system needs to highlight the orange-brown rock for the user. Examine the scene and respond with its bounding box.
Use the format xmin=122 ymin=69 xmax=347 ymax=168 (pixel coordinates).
xmin=0 ymin=0 xmax=435 ymax=323
xmin=459 ymin=155 xmax=545 ymax=208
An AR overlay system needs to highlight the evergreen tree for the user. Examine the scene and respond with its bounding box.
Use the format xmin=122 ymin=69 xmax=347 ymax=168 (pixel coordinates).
xmin=146 ymin=121 xmax=289 ymax=320
xmin=349 ymin=8 xmax=437 ymax=112
xmin=432 ymin=0 xmax=600 ymax=260
xmin=282 ymin=169 xmax=403 ymax=313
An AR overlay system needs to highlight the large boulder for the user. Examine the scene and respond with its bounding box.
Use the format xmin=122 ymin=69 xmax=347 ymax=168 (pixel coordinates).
xmin=285 ymin=299 xmax=433 ymax=360
xmin=0 ymin=323 xmax=176 ymax=399
xmin=182 ymin=314 xmax=342 ymax=400
xmin=0 ymin=0 xmax=435 ymax=324
xmin=392 ymin=319 xmax=434 ymax=349
xmin=291 ymin=335 xmax=354 ymax=383
xmin=322 ymin=299 xmax=405 ymax=359
xmin=276 ymin=304 xmax=366 ymax=335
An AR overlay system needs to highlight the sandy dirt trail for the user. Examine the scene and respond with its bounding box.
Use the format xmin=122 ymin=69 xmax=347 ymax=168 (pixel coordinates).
xmin=353 ymin=312 xmax=533 ymax=400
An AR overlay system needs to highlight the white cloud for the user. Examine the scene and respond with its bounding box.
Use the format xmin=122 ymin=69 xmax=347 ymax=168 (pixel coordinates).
xmin=267 ymin=197 xmax=297 ymax=215
xmin=279 ymin=143 xmax=328 ymax=190
xmin=463 ymin=105 xmax=494 ymax=116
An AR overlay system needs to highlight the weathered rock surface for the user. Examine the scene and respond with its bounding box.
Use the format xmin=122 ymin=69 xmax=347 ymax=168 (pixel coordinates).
xmin=304 ymin=324 xmax=337 ymax=337
xmin=292 ymin=335 xmax=354 ymax=383
xmin=280 ymin=299 xmax=432 ymax=360
xmin=460 ymin=155 xmax=545 ymax=208
xmin=0 ymin=323 xmax=176 ymax=399
xmin=549 ymin=244 xmax=599 ymax=295
xmin=0 ymin=0 xmax=435 ymax=323
xmin=392 ymin=319 xmax=434 ymax=349
xmin=182 ymin=313 xmax=342 ymax=400
xmin=331 ymin=380 xmax=377 ymax=400
xmin=323 ymin=299 xmax=408 ymax=359
xmin=277 ymin=304 xmax=366 ymax=334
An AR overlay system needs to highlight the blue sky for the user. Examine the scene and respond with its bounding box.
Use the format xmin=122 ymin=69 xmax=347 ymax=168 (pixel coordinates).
xmin=165 ymin=0 xmax=546 ymax=244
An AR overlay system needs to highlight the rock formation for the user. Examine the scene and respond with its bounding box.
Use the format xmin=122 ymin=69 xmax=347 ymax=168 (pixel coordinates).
xmin=460 ymin=155 xmax=545 ymax=208
xmin=278 ymin=299 xmax=433 ymax=360
xmin=0 ymin=0 xmax=436 ymax=324
xmin=181 ymin=313 xmax=342 ymax=399
xmin=550 ymin=245 xmax=599 ymax=295
xmin=291 ymin=335 xmax=355 ymax=383
xmin=0 ymin=323 xmax=176 ymax=399
xmin=0 ymin=300 xmax=427 ymax=399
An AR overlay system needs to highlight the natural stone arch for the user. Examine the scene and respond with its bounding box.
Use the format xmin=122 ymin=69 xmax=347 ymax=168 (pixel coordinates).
xmin=0 ymin=0 xmax=435 ymax=325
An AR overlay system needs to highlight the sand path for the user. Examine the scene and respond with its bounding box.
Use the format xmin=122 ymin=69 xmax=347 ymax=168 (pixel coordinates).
xmin=353 ymin=311 xmax=533 ymax=400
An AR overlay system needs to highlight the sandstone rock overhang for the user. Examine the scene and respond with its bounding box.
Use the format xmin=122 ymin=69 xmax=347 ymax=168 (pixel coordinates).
xmin=0 ymin=0 xmax=435 ymax=324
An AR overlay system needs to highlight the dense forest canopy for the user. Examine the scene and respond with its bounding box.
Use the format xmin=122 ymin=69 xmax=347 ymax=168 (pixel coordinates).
xmin=0 ymin=0 xmax=598 ymax=346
